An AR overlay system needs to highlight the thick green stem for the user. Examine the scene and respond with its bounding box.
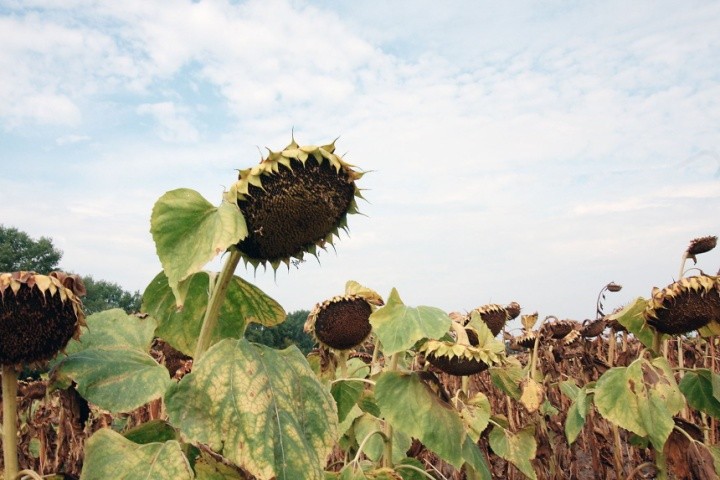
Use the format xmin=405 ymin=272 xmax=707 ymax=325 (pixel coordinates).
xmin=194 ymin=249 xmax=242 ymax=359
xmin=382 ymin=353 xmax=399 ymax=468
xmin=655 ymin=449 xmax=668 ymax=480
xmin=337 ymin=350 xmax=349 ymax=379
xmin=2 ymin=364 xmax=19 ymax=480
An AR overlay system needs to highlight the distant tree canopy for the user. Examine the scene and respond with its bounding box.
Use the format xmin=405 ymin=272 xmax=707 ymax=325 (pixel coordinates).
xmin=0 ymin=225 xmax=141 ymax=315
xmin=245 ymin=310 xmax=315 ymax=354
xmin=0 ymin=225 xmax=62 ymax=273
xmin=81 ymin=276 xmax=142 ymax=315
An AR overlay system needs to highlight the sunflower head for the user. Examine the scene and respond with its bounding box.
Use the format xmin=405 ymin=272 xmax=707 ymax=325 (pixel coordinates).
xmin=644 ymin=275 xmax=720 ymax=335
xmin=232 ymin=137 xmax=364 ymax=269
xmin=0 ymin=271 xmax=86 ymax=366
xmin=686 ymin=236 xmax=718 ymax=263
xmin=420 ymin=314 xmax=506 ymax=376
xmin=468 ymin=303 xmax=512 ymax=336
xmin=305 ymin=289 xmax=379 ymax=352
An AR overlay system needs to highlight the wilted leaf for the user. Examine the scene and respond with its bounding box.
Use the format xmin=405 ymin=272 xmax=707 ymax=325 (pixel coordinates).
xmin=594 ymin=357 xmax=683 ymax=449
xmin=375 ymin=371 xmax=465 ymax=467
xmin=165 ymin=339 xmax=337 ymax=480
xmin=369 ymin=288 xmax=451 ymax=355
xmin=52 ymin=310 xmax=170 ymax=413
xmin=143 ymin=271 xmax=285 ymax=356
xmin=520 ymin=377 xmax=545 ymax=414
xmin=455 ymin=392 xmax=491 ymax=442
xmin=150 ymin=188 xmax=247 ymax=305
xmin=81 ymin=429 xmax=192 ymax=480
xmin=488 ymin=426 xmax=537 ymax=480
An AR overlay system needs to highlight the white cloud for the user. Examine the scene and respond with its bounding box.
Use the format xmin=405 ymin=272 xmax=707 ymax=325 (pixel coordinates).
xmin=137 ymin=102 xmax=201 ymax=143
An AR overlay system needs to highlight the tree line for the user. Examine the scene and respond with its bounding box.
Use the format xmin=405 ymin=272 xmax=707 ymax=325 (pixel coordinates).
xmin=1 ymin=225 xmax=315 ymax=352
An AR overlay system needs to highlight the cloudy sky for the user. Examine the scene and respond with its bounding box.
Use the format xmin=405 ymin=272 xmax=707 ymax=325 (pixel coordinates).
xmin=1 ymin=0 xmax=719 ymax=326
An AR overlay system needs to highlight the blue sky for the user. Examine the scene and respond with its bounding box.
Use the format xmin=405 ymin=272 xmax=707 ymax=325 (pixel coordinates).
xmin=1 ymin=0 xmax=719 ymax=325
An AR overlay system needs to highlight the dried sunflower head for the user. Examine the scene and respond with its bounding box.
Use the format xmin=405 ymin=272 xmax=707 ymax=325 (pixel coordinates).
xmin=304 ymin=295 xmax=373 ymax=350
xmin=686 ymin=236 xmax=718 ymax=264
xmin=231 ymin=137 xmax=364 ymax=269
xmin=467 ymin=303 xmax=512 ymax=336
xmin=644 ymin=275 xmax=720 ymax=335
xmin=420 ymin=315 xmax=506 ymax=376
xmin=0 ymin=271 xmax=86 ymax=366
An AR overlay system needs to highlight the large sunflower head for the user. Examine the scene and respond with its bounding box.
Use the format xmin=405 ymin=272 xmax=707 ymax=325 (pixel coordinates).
xmin=232 ymin=137 xmax=364 ymax=269
xmin=420 ymin=313 xmax=506 ymax=376
xmin=644 ymin=275 xmax=720 ymax=335
xmin=0 ymin=271 xmax=86 ymax=366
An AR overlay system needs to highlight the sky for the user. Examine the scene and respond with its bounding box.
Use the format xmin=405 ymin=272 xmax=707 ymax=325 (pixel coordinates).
xmin=1 ymin=0 xmax=719 ymax=327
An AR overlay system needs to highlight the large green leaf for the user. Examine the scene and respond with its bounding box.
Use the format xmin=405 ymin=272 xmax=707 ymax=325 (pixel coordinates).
xmin=594 ymin=357 xmax=683 ymax=449
xmin=150 ymin=188 xmax=247 ymax=305
xmin=489 ymin=364 xmax=524 ymax=400
xmin=52 ymin=310 xmax=170 ymax=413
xmin=143 ymin=271 xmax=285 ymax=356
xmin=369 ymin=288 xmax=451 ymax=355
xmin=679 ymin=369 xmax=720 ymax=418
xmin=81 ymin=429 xmax=192 ymax=480
xmin=332 ymin=380 xmax=365 ymax=423
xmin=488 ymin=426 xmax=537 ymax=480
xmin=374 ymin=371 xmax=465 ymax=467
xmin=609 ymin=297 xmax=655 ymax=348
xmin=165 ymin=339 xmax=338 ymax=480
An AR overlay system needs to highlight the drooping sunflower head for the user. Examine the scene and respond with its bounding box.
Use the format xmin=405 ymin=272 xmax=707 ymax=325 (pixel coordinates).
xmin=420 ymin=313 xmax=506 ymax=376
xmin=0 ymin=271 xmax=86 ymax=366
xmin=304 ymin=295 xmax=373 ymax=350
xmin=467 ymin=303 xmax=512 ymax=336
xmin=232 ymin=137 xmax=364 ymax=269
xmin=644 ymin=275 xmax=720 ymax=335
xmin=686 ymin=236 xmax=718 ymax=264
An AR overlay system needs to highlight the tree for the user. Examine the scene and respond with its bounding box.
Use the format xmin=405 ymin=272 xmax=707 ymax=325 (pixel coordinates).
xmin=0 ymin=225 xmax=141 ymax=315
xmin=245 ymin=310 xmax=315 ymax=354
xmin=0 ymin=225 xmax=62 ymax=273
xmin=81 ymin=276 xmax=142 ymax=315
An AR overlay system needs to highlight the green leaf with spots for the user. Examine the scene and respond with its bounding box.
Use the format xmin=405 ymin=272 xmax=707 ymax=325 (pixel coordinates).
xmin=594 ymin=357 xmax=683 ymax=449
xmin=369 ymin=288 xmax=451 ymax=355
xmin=150 ymin=188 xmax=247 ymax=306
xmin=454 ymin=392 xmax=491 ymax=442
xmin=51 ymin=310 xmax=170 ymax=413
xmin=488 ymin=426 xmax=537 ymax=480
xmin=679 ymin=369 xmax=720 ymax=418
xmin=142 ymin=271 xmax=285 ymax=356
xmin=165 ymin=339 xmax=338 ymax=480
xmin=375 ymin=371 xmax=465 ymax=467
xmin=80 ymin=428 xmax=192 ymax=480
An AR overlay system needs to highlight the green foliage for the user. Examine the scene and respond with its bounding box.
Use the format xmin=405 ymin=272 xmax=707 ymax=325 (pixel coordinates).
xmin=165 ymin=339 xmax=338 ymax=480
xmin=369 ymin=288 xmax=451 ymax=356
xmin=594 ymin=356 xmax=684 ymax=450
xmin=245 ymin=310 xmax=314 ymax=354
xmin=81 ymin=275 xmax=142 ymax=314
xmin=142 ymin=271 xmax=285 ymax=356
xmin=0 ymin=224 xmax=62 ymax=273
xmin=150 ymin=188 xmax=247 ymax=306
xmin=679 ymin=369 xmax=720 ymax=418
xmin=80 ymin=429 xmax=193 ymax=480
xmin=375 ymin=371 xmax=465 ymax=467
xmin=488 ymin=426 xmax=537 ymax=480
xmin=51 ymin=309 xmax=171 ymax=413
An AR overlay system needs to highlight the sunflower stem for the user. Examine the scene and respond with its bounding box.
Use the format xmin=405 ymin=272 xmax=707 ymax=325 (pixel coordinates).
xmin=2 ymin=364 xmax=19 ymax=480
xmin=382 ymin=353 xmax=398 ymax=468
xmin=194 ymin=249 xmax=242 ymax=359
